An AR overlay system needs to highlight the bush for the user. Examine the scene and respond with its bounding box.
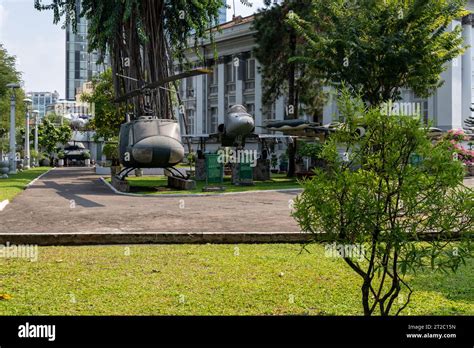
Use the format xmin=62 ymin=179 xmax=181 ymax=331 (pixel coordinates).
xmin=293 ymin=93 xmax=473 ymax=316
xmin=297 ymin=141 xmax=323 ymax=159
xmin=444 ymin=130 xmax=474 ymax=166
xmin=102 ymin=142 xmax=120 ymax=166
xmin=186 ymin=152 xmax=196 ymax=165
xmin=30 ymin=150 xmax=39 ymax=160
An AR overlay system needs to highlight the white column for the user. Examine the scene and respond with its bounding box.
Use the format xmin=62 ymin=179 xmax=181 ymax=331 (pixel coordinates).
xmin=427 ymin=95 xmax=436 ymax=126
xmin=275 ymin=96 xmax=285 ymax=121
xmin=203 ymin=74 xmax=208 ymax=133
xmin=236 ymin=84 xmax=244 ymax=106
xmin=218 ymin=62 xmax=225 ymax=125
xmin=435 ymin=20 xmax=463 ymax=130
xmin=196 ymin=75 xmax=204 ymax=134
xmin=254 ymin=61 xmax=263 ymax=134
xmin=462 ymin=18 xmax=473 ymax=127
xmin=34 ymin=113 xmax=39 ymax=166
xmin=322 ymin=86 xmax=336 ymax=125
xmin=9 ymin=93 xmax=17 ymax=174
xmin=24 ymin=110 xmax=30 ymax=170
xmin=176 ymin=78 xmax=185 ymax=134
xmin=236 ymin=64 xmax=244 ymax=105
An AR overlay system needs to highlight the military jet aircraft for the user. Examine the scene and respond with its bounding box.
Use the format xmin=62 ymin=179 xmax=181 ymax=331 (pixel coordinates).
xmin=264 ymin=119 xmax=445 ymax=140
xmin=183 ymin=105 xmax=256 ymax=148
xmin=214 ymin=105 xmax=255 ymax=147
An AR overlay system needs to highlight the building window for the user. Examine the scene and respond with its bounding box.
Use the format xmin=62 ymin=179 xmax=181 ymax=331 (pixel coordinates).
xmin=226 ymin=62 xmax=235 ymax=83
xmin=186 ymin=77 xmax=194 ymax=89
xmin=186 ymin=109 xmax=195 ymax=134
xmin=247 ymin=59 xmax=256 ymax=80
xmin=245 ymin=103 xmax=255 ymax=117
xmin=410 ymin=91 xmax=429 ymax=125
xmin=186 ymin=77 xmax=195 ymax=98
xmin=263 ymin=103 xmax=276 ymax=121
xmin=210 ymin=107 xmax=218 ymax=133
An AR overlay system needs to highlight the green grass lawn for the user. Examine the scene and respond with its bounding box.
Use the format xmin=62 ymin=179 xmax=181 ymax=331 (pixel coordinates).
xmin=0 ymin=167 xmax=51 ymax=201
xmin=121 ymin=173 xmax=301 ymax=195
xmin=0 ymin=243 xmax=471 ymax=315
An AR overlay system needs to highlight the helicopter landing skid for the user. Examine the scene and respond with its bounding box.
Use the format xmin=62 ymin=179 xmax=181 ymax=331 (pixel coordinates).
xmin=165 ymin=166 xmax=188 ymax=180
xmin=116 ymin=166 xmax=188 ymax=181
xmin=116 ymin=167 xmax=137 ymax=181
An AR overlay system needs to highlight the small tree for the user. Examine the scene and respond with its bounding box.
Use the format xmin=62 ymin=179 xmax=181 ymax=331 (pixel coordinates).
xmin=102 ymin=142 xmax=120 ymax=167
xmin=81 ymin=68 xmax=126 ymax=141
xmin=253 ymin=0 xmax=326 ymax=177
xmin=292 ymin=93 xmax=473 ymax=316
xmin=38 ymin=118 xmax=72 ymax=163
xmin=44 ymin=113 xmax=69 ymax=126
xmin=0 ymin=44 xmax=26 ymax=133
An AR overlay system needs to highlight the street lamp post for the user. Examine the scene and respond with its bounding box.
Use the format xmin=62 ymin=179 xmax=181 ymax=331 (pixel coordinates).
xmin=6 ymin=83 xmax=20 ymax=174
xmin=33 ymin=110 xmax=39 ymax=167
xmin=23 ymin=98 xmax=32 ymax=170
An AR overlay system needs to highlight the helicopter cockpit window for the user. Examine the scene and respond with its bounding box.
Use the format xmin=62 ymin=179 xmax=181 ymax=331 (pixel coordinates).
xmin=128 ymin=127 xmax=134 ymax=145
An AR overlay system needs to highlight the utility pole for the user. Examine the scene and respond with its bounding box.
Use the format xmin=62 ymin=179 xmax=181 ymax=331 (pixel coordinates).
xmin=23 ymin=98 xmax=32 ymax=170
xmin=6 ymin=83 xmax=21 ymax=174
xmin=33 ymin=110 xmax=39 ymax=167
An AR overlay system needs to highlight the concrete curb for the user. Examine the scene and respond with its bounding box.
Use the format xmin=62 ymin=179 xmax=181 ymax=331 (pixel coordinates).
xmin=0 ymin=200 xmax=9 ymax=212
xmin=99 ymin=176 xmax=303 ymax=198
xmin=0 ymin=232 xmax=312 ymax=246
xmin=25 ymin=167 xmax=55 ymax=189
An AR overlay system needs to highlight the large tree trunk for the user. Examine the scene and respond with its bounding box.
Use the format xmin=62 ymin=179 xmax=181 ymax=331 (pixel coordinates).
xmin=111 ymin=0 xmax=173 ymax=120
xmin=287 ymin=31 xmax=298 ymax=178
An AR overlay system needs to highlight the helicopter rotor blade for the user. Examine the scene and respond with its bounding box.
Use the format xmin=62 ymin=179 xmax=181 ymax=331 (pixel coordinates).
xmin=114 ymin=68 xmax=212 ymax=103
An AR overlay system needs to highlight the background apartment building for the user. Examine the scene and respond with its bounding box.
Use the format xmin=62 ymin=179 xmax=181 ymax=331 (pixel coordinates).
xmin=26 ymin=91 xmax=60 ymax=118
xmin=65 ymin=2 xmax=108 ymax=100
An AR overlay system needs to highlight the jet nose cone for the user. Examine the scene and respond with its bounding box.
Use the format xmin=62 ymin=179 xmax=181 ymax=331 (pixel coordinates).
xmin=245 ymin=117 xmax=255 ymax=130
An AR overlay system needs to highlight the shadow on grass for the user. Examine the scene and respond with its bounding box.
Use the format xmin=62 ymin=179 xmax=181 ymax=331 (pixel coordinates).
xmin=408 ymin=259 xmax=474 ymax=303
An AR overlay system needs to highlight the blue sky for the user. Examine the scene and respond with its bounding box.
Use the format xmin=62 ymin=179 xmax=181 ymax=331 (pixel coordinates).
xmin=0 ymin=0 xmax=265 ymax=99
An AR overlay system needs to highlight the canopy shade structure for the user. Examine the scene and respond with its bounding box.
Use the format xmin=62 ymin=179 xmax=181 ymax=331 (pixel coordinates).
xmin=65 ymin=141 xmax=86 ymax=150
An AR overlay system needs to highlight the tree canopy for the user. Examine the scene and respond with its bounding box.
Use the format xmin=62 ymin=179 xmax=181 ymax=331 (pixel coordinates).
xmin=81 ymin=68 xmax=125 ymax=140
xmin=0 ymin=44 xmax=21 ymax=98
xmin=253 ymin=0 xmax=325 ymax=121
xmin=34 ymin=0 xmax=227 ymax=118
xmin=38 ymin=118 xmax=73 ymax=160
xmin=0 ymin=43 xmax=26 ymax=154
xmin=286 ymin=0 xmax=467 ymax=106
xmin=253 ymin=0 xmax=327 ymax=178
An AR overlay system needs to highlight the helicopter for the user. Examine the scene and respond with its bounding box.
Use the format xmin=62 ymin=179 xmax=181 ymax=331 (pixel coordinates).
xmin=114 ymin=68 xmax=211 ymax=180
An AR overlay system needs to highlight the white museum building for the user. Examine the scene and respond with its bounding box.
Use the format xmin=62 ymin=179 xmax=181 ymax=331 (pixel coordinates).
xmin=178 ymin=7 xmax=474 ymax=139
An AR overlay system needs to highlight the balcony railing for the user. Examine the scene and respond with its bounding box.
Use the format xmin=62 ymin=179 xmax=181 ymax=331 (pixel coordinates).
xmin=245 ymin=81 xmax=255 ymax=90
xmin=209 ymin=85 xmax=218 ymax=95
xmin=226 ymin=83 xmax=236 ymax=93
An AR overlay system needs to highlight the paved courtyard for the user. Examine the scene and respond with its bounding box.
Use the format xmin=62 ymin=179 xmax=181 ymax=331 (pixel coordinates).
xmin=0 ymin=167 xmax=301 ymax=234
